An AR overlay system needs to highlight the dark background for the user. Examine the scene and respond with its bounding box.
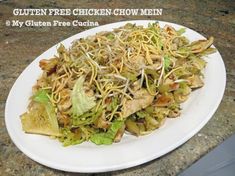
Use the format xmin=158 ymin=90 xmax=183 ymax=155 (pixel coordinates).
xmin=0 ymin=0 xmax=235 ymax=175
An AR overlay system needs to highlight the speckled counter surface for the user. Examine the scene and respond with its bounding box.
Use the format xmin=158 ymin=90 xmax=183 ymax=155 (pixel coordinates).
xmin=0 ymin=0 xmax=235 ymax=175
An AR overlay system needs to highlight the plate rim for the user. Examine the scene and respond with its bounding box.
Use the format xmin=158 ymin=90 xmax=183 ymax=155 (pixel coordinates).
xmin=5 ymin=20 xmax=226 ymax=173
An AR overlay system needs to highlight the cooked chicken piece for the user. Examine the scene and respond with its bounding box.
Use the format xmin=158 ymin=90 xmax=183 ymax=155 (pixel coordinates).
xmin=155 ymin=94 xmax=174 ymax=107
xmin=32 ymin=73 xmax=48 ymax=93
xmin=190 ymin=37 xmax=214 ymax=54
xmin=164 ymin=25 xmax=177 ymax=36
xmin=57 ymin=89 xmax=72 ymax=112
xmin=122 ymin=89 xmax=154 ymax=118
xmin=114 ymin=124 xmax=126 ymax=142
xmin=57 ymin=112 xmax=70 ymax=126
xmin=94 ymin=112 xmax=111 ymax=129
xmin=163 ymin=78 xmax=180 ymax=91
xmin=56 ymin=66 xmax=66 ymax=75
xmin=169 ymin=83 xmax=180 ymax=91
xmin=39 ymin=58 xmax=58 ymax=75
xmin=187 ymin=75 xmax=204 ymax=88
xmin=57 ymin=99 xmax=71 ymax=112
xmin=168 ymin=110 xmax=181 ymax=118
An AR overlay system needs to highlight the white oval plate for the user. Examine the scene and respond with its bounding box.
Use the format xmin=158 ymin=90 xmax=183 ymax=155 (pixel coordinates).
xmin=5 ymin=20 xmax=226 ymax=173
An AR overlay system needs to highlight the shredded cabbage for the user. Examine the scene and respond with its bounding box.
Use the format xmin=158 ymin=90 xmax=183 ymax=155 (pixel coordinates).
xmin=71 ymin=76 xmax=96 ymax=117
xmin=90 ymin=120 xmax=124 ymax=145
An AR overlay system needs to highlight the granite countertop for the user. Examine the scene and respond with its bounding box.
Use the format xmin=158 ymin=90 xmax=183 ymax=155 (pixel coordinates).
xmin=0 ymin=0 xmax=235 ymax=175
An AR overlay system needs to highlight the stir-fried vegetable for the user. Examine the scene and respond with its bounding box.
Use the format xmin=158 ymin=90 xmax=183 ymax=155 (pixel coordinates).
xmin=21 ymin=89 xmax=60 ymax=136
xmin=90 ymin=120 xmax=124 ymax=145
